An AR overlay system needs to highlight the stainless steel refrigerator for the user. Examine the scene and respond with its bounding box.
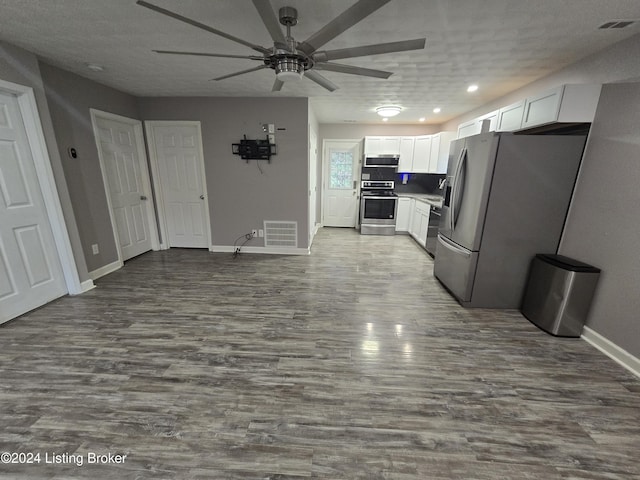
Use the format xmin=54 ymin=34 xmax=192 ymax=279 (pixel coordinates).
xmin=434 ymin=131 xmax=586 ymax=308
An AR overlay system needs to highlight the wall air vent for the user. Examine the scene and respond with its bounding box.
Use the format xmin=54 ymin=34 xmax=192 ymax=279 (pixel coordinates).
xmin=264 ymin=221 xmax=298 ymax=248
xmin=599 ymin=20 xmax=636 ymax=29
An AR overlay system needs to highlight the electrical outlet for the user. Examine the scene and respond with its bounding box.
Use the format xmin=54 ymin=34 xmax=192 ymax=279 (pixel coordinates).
xmin=251 ymin=229 xmax=258 ymax=237
xmin=92 ymin=244 xmax=99 ymax=255
xmin=258 ymin=229 xmax=264 ymax=238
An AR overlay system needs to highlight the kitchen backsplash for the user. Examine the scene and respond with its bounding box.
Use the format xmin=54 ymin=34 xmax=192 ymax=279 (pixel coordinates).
xmin=394 ymin=173 xmax=446 ymax=195
xmin=360 ymin=168 xmax=446 ymax=195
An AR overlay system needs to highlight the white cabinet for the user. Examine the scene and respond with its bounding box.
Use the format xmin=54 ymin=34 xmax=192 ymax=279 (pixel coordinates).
xmin=366 ymin=133 xmax=455 ymax=173
xmin=428 ymin=132 xmax=456 ymax=174
xmin=364 ymin=136 xmax=401 ymax=155
xmin=397 ymin=137 xmax=415 ymax=172
xmin=412 ymin=135 xmax=432 ymax=173
xmin=409 ymin=199 xmax=430 ymax=247
xmin=395 ymin=197 xmax=411 ymax=232
xmin=497 ymin=100 xmax=525 ymax=132
xmin=457 ymin=110 xmax=498 ymax=139
xmin=521 ymin=84 xmax=602 ymax=130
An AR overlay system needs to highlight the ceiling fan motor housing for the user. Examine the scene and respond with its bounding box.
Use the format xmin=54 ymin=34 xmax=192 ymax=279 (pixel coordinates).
xmin=278 ymin=6 xmax=298 ymax=27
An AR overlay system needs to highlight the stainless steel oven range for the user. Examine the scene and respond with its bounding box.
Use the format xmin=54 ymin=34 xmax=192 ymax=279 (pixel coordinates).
xmin=360 ymin=180 xmax=397 ymax=235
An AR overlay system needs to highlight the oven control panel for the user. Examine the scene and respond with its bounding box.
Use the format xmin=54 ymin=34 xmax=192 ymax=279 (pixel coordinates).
xmin=361 ymin=180 xmax=394 ymax=190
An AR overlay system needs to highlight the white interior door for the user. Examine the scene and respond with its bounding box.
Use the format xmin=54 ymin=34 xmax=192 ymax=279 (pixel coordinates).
xmin=322 ymin=140 xmax=360 ymax=227
xmin=0 ymin=91 xmax=67 ymax=323
xmin=146 ymin=122 xmax=210 ymax=248
xmin=93 ymin=112 xmax=155 ymax=261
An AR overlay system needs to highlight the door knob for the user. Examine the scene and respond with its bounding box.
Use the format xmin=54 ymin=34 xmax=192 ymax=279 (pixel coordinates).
xmin=140 ymin=195 xmax=147 ymax=200
xmin=200 ymin=194 xmax=205 ymax=200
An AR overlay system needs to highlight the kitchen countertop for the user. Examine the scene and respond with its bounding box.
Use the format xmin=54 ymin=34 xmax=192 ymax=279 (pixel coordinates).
xmin=397 ymin=193 xmax=443 ymax=208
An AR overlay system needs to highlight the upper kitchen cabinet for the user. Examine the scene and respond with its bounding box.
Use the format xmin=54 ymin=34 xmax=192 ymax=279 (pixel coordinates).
xmin=520 ymin=84 xmax=602 ymax=130
xmin=457 ymin=110 xmax=499 ymax=139
xmin=398 ymin=137 xmax=416 ymax=172
xmin=364 ymin=136 xmax=401 ymax=155
xmin=428 ymin=132 xmax=456 ymax=174
xmin=411 ymin=135 xmax=433 ymax=173
xmin=496 ymin=100 xmax=525 ymax=132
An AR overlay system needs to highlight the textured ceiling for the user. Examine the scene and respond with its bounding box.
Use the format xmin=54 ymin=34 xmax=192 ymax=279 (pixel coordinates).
xmin=1 ymin=0 xmax=639 ymax=124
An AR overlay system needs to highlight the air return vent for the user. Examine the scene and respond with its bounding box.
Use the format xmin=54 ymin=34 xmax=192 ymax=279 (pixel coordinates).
xmin=264 ymin=221 xmax=298 ymax=248
xmin=599 ymin=20 xmax=636 ymax=29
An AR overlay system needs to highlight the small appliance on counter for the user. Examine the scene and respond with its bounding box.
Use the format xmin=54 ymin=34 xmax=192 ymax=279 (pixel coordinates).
xmin=360 ymin=180 xmax=398 ymax=235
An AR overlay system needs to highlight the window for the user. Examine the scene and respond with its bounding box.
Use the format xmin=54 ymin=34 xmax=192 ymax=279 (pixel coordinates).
xmin=329 ymin=150 xmax=353 ymax=189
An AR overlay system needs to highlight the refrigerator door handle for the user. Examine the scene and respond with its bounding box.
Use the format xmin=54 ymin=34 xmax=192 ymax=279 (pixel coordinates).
xmin=450 ymin=147 xmax=467 ymax=232
xmin=437 ymin=233 xmax=471 ymax=258
xmin=453 ymin=148 xmax=468 ymax=229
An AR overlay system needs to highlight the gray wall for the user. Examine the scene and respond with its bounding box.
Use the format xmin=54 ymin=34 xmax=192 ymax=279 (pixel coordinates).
xmin=0 ymin=42 xmax=89 ymax=282
xmin=137 ymin=97 xmax=309 ymax=249
xmin=559 ymin=82 xmax=640 ymax=358
xmin=39 ymin=62 xmax=141 ymax=272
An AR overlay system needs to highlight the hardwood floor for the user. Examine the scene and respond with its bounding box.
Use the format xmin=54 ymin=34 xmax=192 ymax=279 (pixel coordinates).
xmin=1 ymin=228 xmax=638 ymax=479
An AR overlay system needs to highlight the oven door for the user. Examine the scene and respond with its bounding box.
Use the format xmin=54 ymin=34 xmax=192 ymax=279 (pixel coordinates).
xmin=361 ymin=195 xmax=397 ymax=225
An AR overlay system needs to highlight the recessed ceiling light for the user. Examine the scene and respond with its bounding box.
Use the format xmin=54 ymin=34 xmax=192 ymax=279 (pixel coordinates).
xmin=376 ymin=105 xmax=402 ymax=117
xmin=382 ymin=117 xmax=389 ymax=122
xmin=86 ymin=63 xmax=104 ymax=72
xmin=419 ymin=117 xmax=426 ymax=122
xmin=433 ymin=107 xmax=441 ymax=114
xmin=467 ymin=84 xmax=478 ymax=93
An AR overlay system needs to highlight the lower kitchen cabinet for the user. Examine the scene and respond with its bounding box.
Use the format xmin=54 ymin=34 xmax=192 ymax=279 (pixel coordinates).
xmin=396 ymin=197 xmax=411 ymax=232
xmin=409 ymin=200 xmax=430 ymax=247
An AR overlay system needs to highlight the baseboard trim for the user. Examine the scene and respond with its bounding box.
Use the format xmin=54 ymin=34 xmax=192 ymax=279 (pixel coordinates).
xmin=78 ymin=279 xmax=95 ymax=293
xmin=89 ymin=260 xmax=123 ymax=281
xmin=582 ymin=326 xmax=640 ymax=378
xmin=209 ymin=245 xmax=310 ymax=256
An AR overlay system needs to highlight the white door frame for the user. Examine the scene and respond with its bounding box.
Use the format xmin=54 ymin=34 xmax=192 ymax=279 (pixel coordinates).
xmin=90 ymin=109 xmax=160 ymax=265
xmin=0 ymin=78 xmax=84 ymax=294
xmin=320 ymin=138 xmax=362 ymax=227
xmin=143 ymin=121 xmax=212 ymax=250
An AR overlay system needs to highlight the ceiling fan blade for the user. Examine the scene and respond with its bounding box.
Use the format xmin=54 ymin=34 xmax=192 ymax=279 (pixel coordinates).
xmin=251 ymin=0 xmax=287 ymax=45
xmin=314 ymin=62 xmax=393 ymax=79
xmin=304 ymin=70 xmax=339 ymax=92
xmin=137 ymin=0 xmax=268 ymax=54
xmin=313 ymin=38 xmax=426 ymax=62
xmin=272 ymin=78 xmax=284 ymax=92
xmin=298 ymin=0 xmax=392 ymax=55
xmin=211 ymin=65 xmax=268 ymax=81
xmin=153 ymin=50 xmax=264 ymax=60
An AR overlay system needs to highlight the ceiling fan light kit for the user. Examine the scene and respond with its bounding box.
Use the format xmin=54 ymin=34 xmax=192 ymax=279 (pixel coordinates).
xmin=137 ymin=0 xmax=426 ymax=93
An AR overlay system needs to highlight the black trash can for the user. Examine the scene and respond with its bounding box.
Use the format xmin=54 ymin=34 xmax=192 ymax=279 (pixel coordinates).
xmin=521 ymin=254 xmax=601 ymax=337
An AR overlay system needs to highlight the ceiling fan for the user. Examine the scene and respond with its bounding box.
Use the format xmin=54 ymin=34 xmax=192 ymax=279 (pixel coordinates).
xmin=136 ymin=0 xmax=426 ymax=92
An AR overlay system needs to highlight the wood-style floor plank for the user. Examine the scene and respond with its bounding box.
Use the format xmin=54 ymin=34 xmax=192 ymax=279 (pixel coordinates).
xmin=0 ymin=228 xmax=638 ymax=479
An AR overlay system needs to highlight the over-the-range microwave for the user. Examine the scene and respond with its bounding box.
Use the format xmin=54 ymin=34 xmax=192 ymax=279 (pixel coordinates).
xmin=364 ymin=154 xmax=400 ymax=168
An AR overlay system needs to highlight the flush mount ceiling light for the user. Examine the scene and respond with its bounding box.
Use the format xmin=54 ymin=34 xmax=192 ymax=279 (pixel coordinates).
xmin=467 ymin=84 xmax=479 ymax=93
xmin=376 ymin=105 xmax=402 ymax=117
xmin=433 ymin=107 xmax=441 ymax=113
xmin=419 ymin=117 xmax=426 ymax=122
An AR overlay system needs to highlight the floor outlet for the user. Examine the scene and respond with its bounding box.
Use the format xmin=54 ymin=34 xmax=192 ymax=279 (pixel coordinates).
xmin=251 ymin=229 xmax=258 ymax=237
xmin=258 ymin=229 xmax=264 ymax=237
